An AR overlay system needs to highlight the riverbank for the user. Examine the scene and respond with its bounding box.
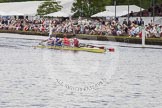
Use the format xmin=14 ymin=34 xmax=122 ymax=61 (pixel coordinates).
xmin=76 ymin=34 xmax=162 ymax=45
xmin=1 ymin=29 xmax=162 ymax=45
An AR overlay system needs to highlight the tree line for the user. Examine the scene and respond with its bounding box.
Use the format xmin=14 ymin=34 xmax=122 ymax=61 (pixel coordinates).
xmin=0 ymin=0 xmax=162 ymax=9
xmin=1 ymin=0 xmax=162 ymax=17
xmin=1 ymin=0 xmax=162 ymax=9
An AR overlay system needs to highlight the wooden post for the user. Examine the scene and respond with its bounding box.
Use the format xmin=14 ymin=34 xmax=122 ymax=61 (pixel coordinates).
xmin=142 ymin=28 xmax=145 ymax=47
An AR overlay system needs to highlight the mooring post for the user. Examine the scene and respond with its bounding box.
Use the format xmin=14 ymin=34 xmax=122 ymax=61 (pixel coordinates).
xmin=142 ymin=27 xmax=145 ymax=48
xmin=49 ymin=20 xmax=52 ymax=38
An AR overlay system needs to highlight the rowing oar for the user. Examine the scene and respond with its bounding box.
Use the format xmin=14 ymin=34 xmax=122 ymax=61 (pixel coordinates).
xmin=80 ymin=43 xmax=105 ymax=49
xmin=80 ymin=43 xmax=115 ymax=52
xmin=89 ymin=44 xmax=115 ymax=52
xmin=86 ymin=44 xmax=105 ymax=49
xmin=87 ymin=44 xmax=115 ymax=52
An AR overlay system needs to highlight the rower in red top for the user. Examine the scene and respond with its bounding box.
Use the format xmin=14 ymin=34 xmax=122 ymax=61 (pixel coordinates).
xmin=63 ymin=34 xmax=70 ymax=46
xmin=73 ymin=38 xmax=79 ymax=47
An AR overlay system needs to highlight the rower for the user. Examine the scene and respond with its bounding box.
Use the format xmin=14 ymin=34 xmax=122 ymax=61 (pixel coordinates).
xmin=55 ymin=37 xmax=62 ymax=46
xmin=46 ymin=37 xmax=55 ymax=46
xmin=63 ymin=35 xmax=70 ymax=46
xmin=50 ymin=37 xmax=55 ymax=46
xmin=73 ymin=38 xmax=79 ymax=47
xmin=40 ymin=37 xmax=53 ymax=46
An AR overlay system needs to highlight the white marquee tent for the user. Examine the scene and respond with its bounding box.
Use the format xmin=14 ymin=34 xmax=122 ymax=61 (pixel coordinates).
xmin=44 ymin=11 xmax=71 ymax=17
xmin=0 ymin=0 xmax=74 ymax=16
xmin=91 ymin=11 xmax=114 ymax=17
xmin=0 ymin=11 xmax=24 ymax=16
xmin=91 ymin=5 xmax=144 ymax=17
xmin=0 ymin=11 xmax=5 ymax=15
xmin=106 ymin=5 xmax=144 ymax=13
xmin=91 ymin=11 xmax=127 ymax=17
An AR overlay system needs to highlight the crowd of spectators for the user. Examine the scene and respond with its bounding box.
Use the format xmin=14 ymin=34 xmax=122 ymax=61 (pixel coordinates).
xmin=0 ymin=16 xmax=162 ymax=38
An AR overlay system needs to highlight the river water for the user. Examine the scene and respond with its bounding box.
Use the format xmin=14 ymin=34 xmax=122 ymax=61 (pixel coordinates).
xmin=0 ymin=33 xmax=162 ymax=108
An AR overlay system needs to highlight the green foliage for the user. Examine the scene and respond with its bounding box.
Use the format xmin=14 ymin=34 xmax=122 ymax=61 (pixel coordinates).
xmin=36 ymin=0 xmax=62 ymax=16
xmin=71 ymin=0 xmax=111 ymax=17
xmin=1 ymin=0 xmax=162 ymax=16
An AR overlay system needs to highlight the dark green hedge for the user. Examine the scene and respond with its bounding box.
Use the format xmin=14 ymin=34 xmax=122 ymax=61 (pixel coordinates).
xmin=76 ymin=34 xmax=162 ymax=46
xmin=0 ymin=30 xmax=75 ymax=37
xmin=0 ymin=29 xmax=48 ymax=36
xmin=1 ymin=30 xmax=162 ymax=45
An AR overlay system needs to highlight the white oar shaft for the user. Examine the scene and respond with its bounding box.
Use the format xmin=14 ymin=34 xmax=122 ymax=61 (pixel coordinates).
xmin=49 ymin=20 xmax=52 ymax=38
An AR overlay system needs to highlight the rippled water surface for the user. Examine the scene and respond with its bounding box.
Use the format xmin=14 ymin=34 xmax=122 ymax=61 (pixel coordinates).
xmin=0 ymin=33 xmax=162 ymax=108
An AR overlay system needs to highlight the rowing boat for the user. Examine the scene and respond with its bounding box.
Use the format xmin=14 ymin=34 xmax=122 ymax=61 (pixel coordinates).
xmin=36 ymin=45 xmax=106 ymax=53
